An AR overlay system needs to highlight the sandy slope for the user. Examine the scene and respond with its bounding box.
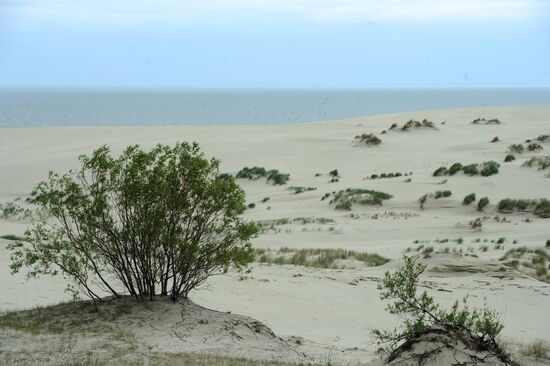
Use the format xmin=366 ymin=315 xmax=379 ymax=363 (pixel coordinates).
xmin=1 ymin=105 xmax=549 ymax=364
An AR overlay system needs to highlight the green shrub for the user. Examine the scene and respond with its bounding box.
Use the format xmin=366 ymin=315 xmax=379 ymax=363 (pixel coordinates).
xmin=527 ymin=143 xmax=543 ymax=152
xmin=448 ymin=163 xmax=463 ymax=175
xmin=534 ymin=199 xmax=550 ymax=218
xmin=236 ymin=167 xmax=290 ymax=185
xmin=354 ymin=133 xmax=382 ymax=145
xmin=261 ymin=197 xmax=270 ymax=203
xmin=418 ymin=194 xmax=428 ymax=209
xmin=288 ymin=186 xmax=316 ymax=194
xmin=433 ymin=167 xmax=448 ymax=177
xmin=504 ymin=154 xmax=515 ymax=162
xmin=0 ymin=234 xmax=24 ymax=241
xmin=462 ymin=164 xmax=479 ymax=176
xmin=463 ymin=193 xmax=476 ymax=206
xmin=508 ymin=144 xmax=524 ymax=154
xmin=247 ymin=203 xmax=256 ymax=209
xmin=9 ymin=143 xmax=257 ymax=302
xmin=478 ymin=197 xmax=490 ymax=211
xmin=490 ymin=136 xmax=500 ymax=143
xmin=329 ymin=169 xmax=339 ymax=177
xmin=372 ymin=256 xmax=506 ymax=356
xmin=434 ymin=190 xmax=452 ymax=199
xmin=523 ymin=156 xmax=550 ymax=170
xmin=480 ymin=161 xmax=499 ymax=177
xmin=329 ymin=188 xmax=392 ymax=210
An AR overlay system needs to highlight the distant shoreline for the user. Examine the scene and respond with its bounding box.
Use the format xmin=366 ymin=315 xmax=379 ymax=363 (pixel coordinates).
xmin=1 ymin=88 xmax=549 ymax=128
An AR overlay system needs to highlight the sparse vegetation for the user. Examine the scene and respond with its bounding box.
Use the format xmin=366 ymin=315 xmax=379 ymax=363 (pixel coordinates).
xmin=497 ymin=198 xmax=550 ymax=218
xmin=288 ymin=186 xmax=317 ymax=194
xmin=521 ymin=339 xmax=550 ymax=359
xmin=527 ymin=142 xmax=543 ymax=152
xmin=432 ymin=161 xmax=499 ymax=177
xmin=354 ymin=133 xmax=382 ymax=146
xmin=501 ymin=247 xmax=550 ymax=282
xmin=368 ymin=171 xmax=410 ymax=180
xmin=255 ymin=247 xmax=388 ymax=269
xmin=388 ymin=119 xmax=438 ymax=131
xmin=328 ymin=188 xmax=392 ymax=210
xmin=523 ymin=156 xmax=550 ymax=171
xmin=472 ymin=118 xmax=502 ymax=125
xmin=508 ymin=144 xmax=524 ymax=154
xmin=255 ymin=217 xmax=334 ymax=233
xmin=236 ymin=167 xmax=290 ymax=185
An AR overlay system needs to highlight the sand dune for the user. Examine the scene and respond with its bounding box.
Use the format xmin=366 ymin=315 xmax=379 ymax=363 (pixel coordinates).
xmin=1 ymin=105 xmax=549 ymax=365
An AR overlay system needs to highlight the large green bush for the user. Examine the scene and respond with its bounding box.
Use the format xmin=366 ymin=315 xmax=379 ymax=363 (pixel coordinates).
xmin=9 ymin=143 xmax=258 ymax=302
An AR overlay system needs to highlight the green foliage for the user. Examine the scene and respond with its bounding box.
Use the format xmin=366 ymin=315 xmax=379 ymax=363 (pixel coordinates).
xmin=354 ymin=133 xmax=382 ymax=145
xmin=497 ymin=198 xmax=550 ymax=218
xmin=477 ymin=197 xmax=490 ymax=211
xmin=448 ymin=163 xmax=463 ymax=175
xmin=462 ymin=164 xmax=479 ymax=176
xmin=508 ymin=144 xmax=524 ymax=154
xmin=9 ymin=143 xmax=258 ymax=301
xmin=418 ymin=194 xmax=428 ymax=209
xmin=432 ymin=167 xmax=448 ymax=177
xmin=504 ymin=154 xmax=515 ymax=163
xmin=236 ymin=167 xmax=290 ymax=185
xmin=480 ymin=161 xmax=500 ymax=177
xmin=329 ymin=169 xmax=339 ymax=177
xmin=434 ymin=190 xmax=452 ymax=199
xmin=433 ymin=161 xmax=498 ymax=177
xmin=256 ymin=247 xmax=389 ymax=269
xmin=472 ymin=118 xmax=501 ymax=125
xmin=373 ymin=256 xmax=504 ymax=351
xmin=523 ymin=156 xmax=550 ymax=170
xmin=463 ymin=193 xmax=476 ymax=206
xmin=329 ymin=188 xmax=393 ymax=210
xmin=288 ymin=186 xmax=317 ymax=194
xmin=527 ymin=142 xmax=543 ymax=152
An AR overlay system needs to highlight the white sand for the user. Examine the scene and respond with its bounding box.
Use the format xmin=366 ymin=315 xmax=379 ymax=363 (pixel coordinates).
xmin=1 ymin=105 xmax=549 ymax=364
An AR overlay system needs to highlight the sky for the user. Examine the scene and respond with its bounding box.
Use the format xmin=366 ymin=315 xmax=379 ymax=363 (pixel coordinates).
xmin=0 ymin=0 xmax=549 ymax=88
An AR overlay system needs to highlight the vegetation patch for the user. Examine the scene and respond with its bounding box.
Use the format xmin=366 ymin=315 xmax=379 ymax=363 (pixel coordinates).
xmin=433 ymin=161 xmax=499 ymax=177
xmin=328 ymin=188 xmax=393 ymax=210
xmin=354 ymin=133 xmax=382 ymax=146
xmin=418 ymin=191 xmax=452 ymax=209
xmin=504 ymin=154 xmax=515 ymax=162
xmin=0 ymin=234 xmax=24 ymax=241
xmin=287 ymin=186 xmax=316 ymax=194
xmin=255 ymin=247 xmax=389 ymax=269
xmin=472 ymin=118 xmax=502 ymax=125
xmin=255 ymin=217 xmax=334 ymax=233
xmin=236 ymin=167 xmax=290 ymax=185
xmin=527 ymin=142 xmax=543 ymax=152
xmin=508 ymin=144 xmax=524 ymax=154
xmin=501 ymin=247 xmax=550 ymax=282
xmin=389 ymin=119 xmax=438 ymax=131
xmin=523 ymin=156 xmax=550 ymax=171
xmin=497 ymin=198 xmax=550 ymax=218
xmin=367 ymin=171 xmax=412 ymax=180
xmin=462 ymin=193 xmax=476 ymax=206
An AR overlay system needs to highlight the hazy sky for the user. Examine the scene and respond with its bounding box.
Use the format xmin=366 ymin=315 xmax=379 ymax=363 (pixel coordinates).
xmin=1 ymin=0 xmax=549 ymax=87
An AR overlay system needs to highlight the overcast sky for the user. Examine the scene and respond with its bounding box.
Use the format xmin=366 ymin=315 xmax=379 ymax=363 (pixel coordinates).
xmin=0 ymin=0 xmax=548 ymax=87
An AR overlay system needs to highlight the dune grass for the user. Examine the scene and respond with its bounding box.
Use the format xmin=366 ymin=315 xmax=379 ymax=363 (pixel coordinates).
xmin=255 ymin=247 xmax=388 ymax=269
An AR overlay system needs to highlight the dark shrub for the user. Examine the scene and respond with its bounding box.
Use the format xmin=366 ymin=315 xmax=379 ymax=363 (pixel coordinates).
xmin=478 ymin=197 xmax=490 ymax=211
xmin=448 ymin=163 xmax=463 ymax=175
xmin=490 ymin=136 xmax=500 ymax=143
xmin=508 ymin=144 xmax=524 ymax=154
xmin=433 ymin=167 xmax=448 ymax=177
xmin=504 ymin=154 xmax=515 ymax=162
xmin=480 ymin=161 xmax=499 ymax=177
xmin=462 ymin=164 xmax=479 ymax=176
xmin=329 ymin=169 xmax=339 ymax=178
xmin=463 ymin=193 xmax=476 ymax=206
xmin=527 ymin=143 xmax=543 ymax=152
xmin=434 ymin=190 xmax=452 ymax=199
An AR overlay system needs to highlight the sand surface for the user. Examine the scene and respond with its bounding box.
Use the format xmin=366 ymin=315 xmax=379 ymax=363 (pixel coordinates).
xmin=1 ymin=105 xmax=549 ymax=364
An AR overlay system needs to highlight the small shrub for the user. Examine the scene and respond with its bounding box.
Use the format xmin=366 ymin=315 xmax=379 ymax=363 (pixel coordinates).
xmin=418 ymin=194 xmax=428 ymax=209
xmin=478 ymin=197 xmax=490 ymax=211
xmin=372 ymin=256 xmax=507 ymax=358
xmin=463 ymin=193 xmax=476 ymax=206
xmin=470 ymin=218 xmax=483 ymax=229
xmin=527 ymin=142 xmax=543 ymax=152
xmin=434 ymin=190 xmax=452 ymax=199
xmin=504 ymin=154 xmax=515 ymax=162
xmin=261 ymin=197 xmax=270 ymax=203
xmin=448 ymin=163 xmax=463 ymax=175
xmin=354 ymin=133 xmax=382 ymax=146
xmin=433 ymin=167 xmax=448 ymax=177
xmin=462 ymin=164 xmax=479 ymax=176
xmin=247 ymin=203 xmax=256 ymax=209
xmin=523 ymin=156 xmax=550 ymax=170
xmin=490 ymin=136 xmax=500 ymax=143
xmin=480 ymin=161 xmax=499 ymax=177
xmin=508 ymin=144 xmax=524 ymax=154
xmin=329 ymin=169 xmax=339 ymax=178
